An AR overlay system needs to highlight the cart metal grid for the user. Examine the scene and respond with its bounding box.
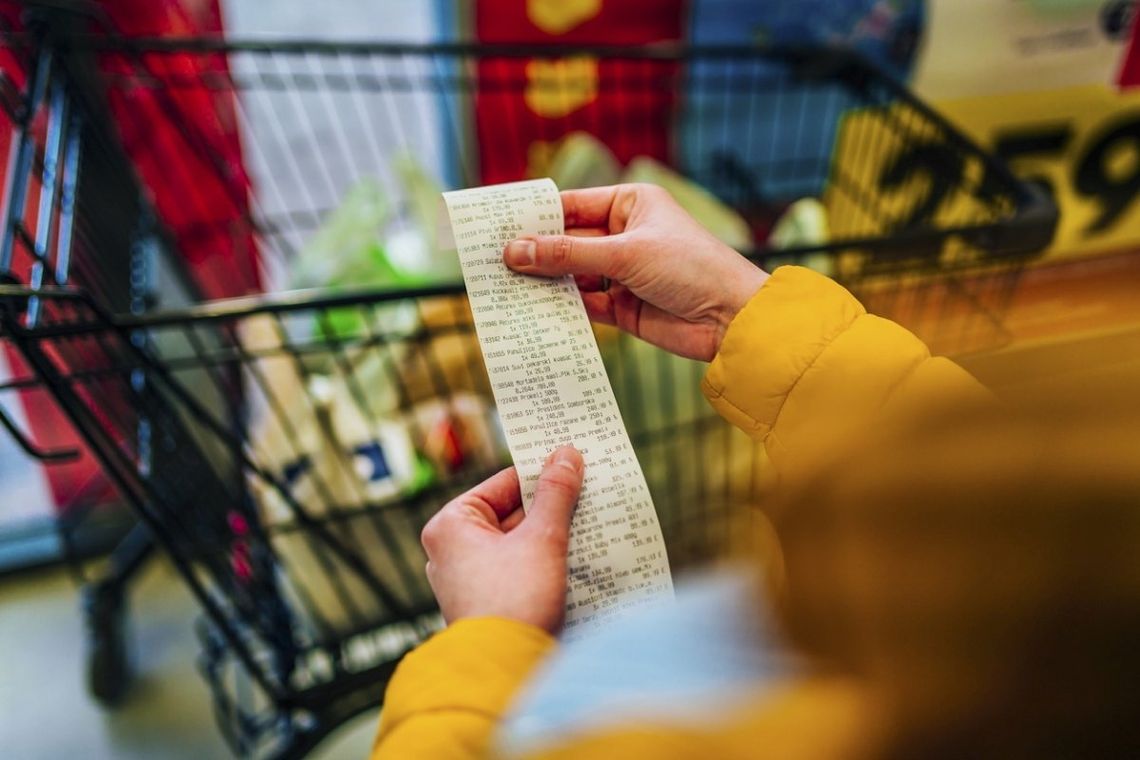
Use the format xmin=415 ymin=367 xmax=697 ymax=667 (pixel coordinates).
xmin=1 ymin=11 xmax=1054 ymax=759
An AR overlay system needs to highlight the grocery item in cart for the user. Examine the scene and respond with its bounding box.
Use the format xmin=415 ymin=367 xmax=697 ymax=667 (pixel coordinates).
xmin=288 ymin=179 xmax=396 ymax=291
xmin=622 ymin=156 xmax=754 ymax=251
xmin=769 ymin=197 xmax=829 ymax=249
xmin=244 ymin=288 xmax=505 ymax=633
xmin=290 ymin=161 xmax=461 ymax=294
xmin=385 ymin=155 xmax=464 ymax=285
xmin=766 ymin=198 xmax=835 ymax=276
xmin=546 ymin=132 xmax=623 ymax=190
xmin=253 ymin=381 xmax=505 ymax=635
xmin=544 ymin=132 xmax=754 ymax=252
xmin=246 ymin=297 xmax=502 ymax=498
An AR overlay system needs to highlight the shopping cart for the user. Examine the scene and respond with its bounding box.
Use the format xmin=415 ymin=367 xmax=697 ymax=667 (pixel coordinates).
xmin=0 ymin=4 xmax=211 ymax=706
xmin=0 ymin=10 xmax=1055 ymax=760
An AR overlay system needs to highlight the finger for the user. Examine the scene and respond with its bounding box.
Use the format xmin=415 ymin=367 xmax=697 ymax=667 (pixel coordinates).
xmin=520 ymin=446 xmax=584 ymax=543
xmin=575 ymin=274 xmax=606 ymax=292
xmin=564 ymin=230 xmax=606 ymax=291
xmin=609 ymin=284 xmax=645 ymax=338
xmin=457 ymin=466 xmax=522 ymax=521
xmin=581 ymin=291 xmax=617 ymax=325
xmin=561 ymin=186 xmax=620 ymax=228
xmin=504 ymin=233 xmax=627 ymax=279
xmin=630 ymin=300 xmax=718 ymax=362
xmin=499 ymin=506 xmax=526 ymax=532
xmin=422 ymin=468 xmax=522 ymax=553
xmin=567 ymin=227 xmax=608 ymax=238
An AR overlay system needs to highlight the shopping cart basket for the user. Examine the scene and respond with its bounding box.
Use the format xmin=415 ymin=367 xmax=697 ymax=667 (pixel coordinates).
xmin=0 ymin=13 xmax=1055 ymax=760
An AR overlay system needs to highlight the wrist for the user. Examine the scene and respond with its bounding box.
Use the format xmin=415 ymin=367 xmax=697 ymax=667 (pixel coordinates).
xmin=447 ymin=615 xmax=559 ymax=642
xmin=715 ymin=264 xmax=769 ymax=346
xmin=447 ymin=608 xmax=564 ymax=636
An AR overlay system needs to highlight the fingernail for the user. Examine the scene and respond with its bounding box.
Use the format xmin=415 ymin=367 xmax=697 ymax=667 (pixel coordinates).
xmin=548 ymin=446 xmax=581 ymax=472
xmin=505 ymin=239 xmax=536 ymax=267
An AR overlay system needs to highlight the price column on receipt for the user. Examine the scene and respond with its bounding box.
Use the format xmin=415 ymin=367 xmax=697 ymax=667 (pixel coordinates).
xmin=443 ymin=179 xmax=673 ymax=635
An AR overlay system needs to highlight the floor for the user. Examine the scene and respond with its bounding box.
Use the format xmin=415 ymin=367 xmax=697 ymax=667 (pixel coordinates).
xmin=0 ymin=559 xmax=378 ymax=759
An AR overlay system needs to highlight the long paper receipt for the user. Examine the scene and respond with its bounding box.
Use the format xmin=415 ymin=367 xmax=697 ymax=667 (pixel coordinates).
xmin=443 ymin=179 xmax=673 ymax=635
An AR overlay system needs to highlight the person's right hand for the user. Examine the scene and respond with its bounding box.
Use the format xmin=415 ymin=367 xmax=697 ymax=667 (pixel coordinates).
xmin=503 ymin=183 xmax=769 ymax=362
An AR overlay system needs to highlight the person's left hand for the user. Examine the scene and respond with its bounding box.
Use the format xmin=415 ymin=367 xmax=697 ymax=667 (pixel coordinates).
xmin=420 ymin=446 xmax=585 ymax=635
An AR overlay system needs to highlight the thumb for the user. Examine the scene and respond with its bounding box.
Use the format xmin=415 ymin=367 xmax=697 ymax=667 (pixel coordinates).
xmin=504 ymin=235 xmax=625 ymax=278
xmin=522 ymin=446 xmax=585 ymax=542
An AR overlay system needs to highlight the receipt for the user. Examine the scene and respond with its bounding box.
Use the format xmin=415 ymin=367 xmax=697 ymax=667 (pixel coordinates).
xmin=443 ymin=179 xmax=673 ymax=635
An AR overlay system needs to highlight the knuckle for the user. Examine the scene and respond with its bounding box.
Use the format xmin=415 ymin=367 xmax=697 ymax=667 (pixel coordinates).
xmin=524 ymin=510 xmax=570 ymax=548
xmin=632 ymin=182 xmax=663 ymax=200
xmin=549 ymin=236 xmax=573 ymax=268
xmin=647 ymin=186 xmax=678 ymax=213
xmin=608 ymin=234 xmax=632 ymax=273
xmin=538 ymin=524 xmax=569 ymax=552
xmin=420 ymin=513 xmax=446 ymax=553
xmin=535 ymin=472 xmax=580 ymax=503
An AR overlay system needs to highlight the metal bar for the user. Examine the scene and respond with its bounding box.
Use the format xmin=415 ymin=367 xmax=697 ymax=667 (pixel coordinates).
xmin=27 ymin=75 xmax=69 ymax=325
xmin=0 ymin=45 xmax=52 ymax=273
xmin=53 ymin=104 xmax=82 ymax=284
xmin=65 ymin=37 xmax=841 ymax=60
xmin=2 ymin=322 xmax=287 ymax=700
xmin=0 ymin=401 xmax=79 ymax=461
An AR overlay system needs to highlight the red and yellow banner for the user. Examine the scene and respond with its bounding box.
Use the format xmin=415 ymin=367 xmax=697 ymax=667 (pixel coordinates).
xmin=474 ymin=0 xmax=685 ymax=184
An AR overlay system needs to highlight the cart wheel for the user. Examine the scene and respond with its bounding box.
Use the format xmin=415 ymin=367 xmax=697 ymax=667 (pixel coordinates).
xmin=83 ymin=584 xmax=131 ymax=706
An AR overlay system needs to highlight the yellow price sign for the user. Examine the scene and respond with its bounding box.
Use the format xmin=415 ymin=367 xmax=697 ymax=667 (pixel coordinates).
xmin=826 ymin=84 xmax=1140 ymax=262
xmin=936 ymin=85 xmax=1140 ymax=259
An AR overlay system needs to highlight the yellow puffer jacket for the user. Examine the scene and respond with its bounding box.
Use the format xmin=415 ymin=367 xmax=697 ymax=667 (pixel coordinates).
xmin=371 ymin=266 xmax=1140 ymax=758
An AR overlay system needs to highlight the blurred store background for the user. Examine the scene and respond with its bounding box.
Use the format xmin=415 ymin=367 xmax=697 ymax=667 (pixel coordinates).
xmin=2 ymin=0 xmax=1138 ymax=758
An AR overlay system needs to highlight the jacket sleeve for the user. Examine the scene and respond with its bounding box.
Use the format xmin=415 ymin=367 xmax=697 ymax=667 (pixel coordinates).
xmin=702 ymin=266 xmax=989 ymax=486
xmin=371 ymin=617 xmax=557 ymax=760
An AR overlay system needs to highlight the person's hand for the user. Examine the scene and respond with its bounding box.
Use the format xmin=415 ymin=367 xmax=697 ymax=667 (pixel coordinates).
xmin=503 ymin=183 xmax=769 ymax=361
xmin=420 ymin=446 xmax=585 ymax=635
